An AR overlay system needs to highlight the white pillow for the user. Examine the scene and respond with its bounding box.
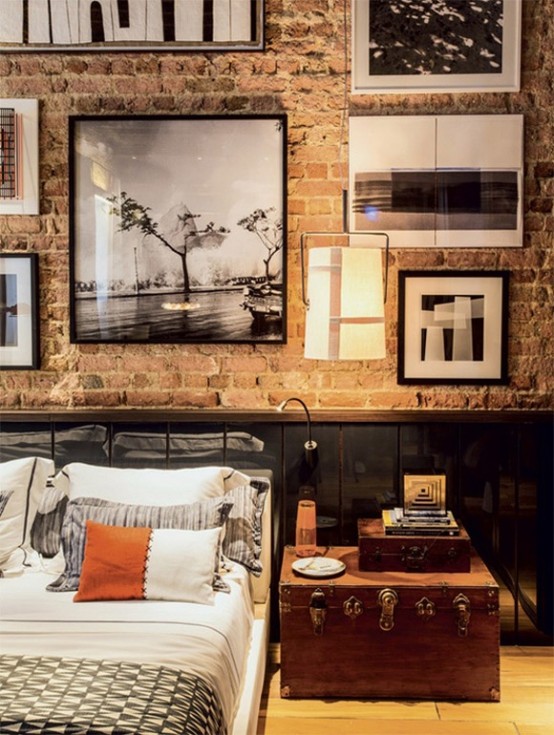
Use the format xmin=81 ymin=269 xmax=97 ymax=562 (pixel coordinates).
xmin=57 ymin=463 xmax=250 ymax=506
xmin=0 ymin=457 xmax=54 ymax=568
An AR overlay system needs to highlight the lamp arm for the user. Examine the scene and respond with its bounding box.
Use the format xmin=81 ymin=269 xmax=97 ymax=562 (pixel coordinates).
xmin=277 ymin=397 xmax=317 ymax=451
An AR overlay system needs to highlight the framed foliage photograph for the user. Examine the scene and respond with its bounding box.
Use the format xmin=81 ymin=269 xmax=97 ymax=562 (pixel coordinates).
xmin=352 ymin=0 xmax=521 ymax=94
xmin=398 ymin=270 xmax=509 ymax=385
xmin=69 ymin=114 xmax=287 ymax=344
xmin=0 ymin=253 xmax=40 ymax=370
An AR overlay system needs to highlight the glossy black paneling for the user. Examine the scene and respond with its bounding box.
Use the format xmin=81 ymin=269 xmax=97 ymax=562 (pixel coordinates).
xmin=342 ymin=424 xmax=398 ymax=544
xmin=53 ymin=422 xmax=109 ymax=469
xmin=167 ymin=422 xmax=225 ymax=468
xmin=0 ymin=422 xmax=52 ymax=462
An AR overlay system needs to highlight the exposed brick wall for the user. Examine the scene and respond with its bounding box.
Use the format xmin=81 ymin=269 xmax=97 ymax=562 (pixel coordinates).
xmin=0 ymin=0 xmax=552 ymax=411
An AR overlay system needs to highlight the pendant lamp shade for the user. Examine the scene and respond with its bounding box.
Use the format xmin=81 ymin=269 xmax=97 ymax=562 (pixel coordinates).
xmin=304 ymin=246 xmax=386 ymax=360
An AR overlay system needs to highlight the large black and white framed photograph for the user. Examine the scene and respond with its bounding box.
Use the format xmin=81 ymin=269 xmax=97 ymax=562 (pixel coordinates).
xmin=352 ymin=0 xmax=521 ymax=94
xmin=0 ymin=253 xmax=40 ymax=370
xmin=70 ymin=114 xmax=286 ymax=344
xmin=349 ymin=114 xmax=523 ymax=248
xmin=398 ymin=271 xmax=509 ymax=384
xmin=0 ymin=0 xmax=264 ymax=52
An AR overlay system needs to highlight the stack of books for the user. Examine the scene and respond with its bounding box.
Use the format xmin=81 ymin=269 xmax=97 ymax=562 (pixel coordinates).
xmin=382 ymin=508 xmax=461 ymax=536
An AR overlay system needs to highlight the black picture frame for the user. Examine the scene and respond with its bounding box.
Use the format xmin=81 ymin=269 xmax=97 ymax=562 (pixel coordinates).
xmin=0 ymin=253 xmax=40 ymax=370
xmin=0 ymin=1 xmax=264 ymax=53
xmin=69 ymin=114 xmax=287 ymax=344
xmin=398 ymin=270 xmax=509 ymax=385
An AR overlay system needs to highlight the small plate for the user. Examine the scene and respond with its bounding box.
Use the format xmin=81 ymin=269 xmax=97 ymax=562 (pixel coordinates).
xmin=292 ymin=556 xmax=346 ymax=578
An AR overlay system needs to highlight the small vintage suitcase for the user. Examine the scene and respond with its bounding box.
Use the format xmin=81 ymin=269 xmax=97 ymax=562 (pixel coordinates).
xmin=358 ymin=518 xmax=472 ymax=573
xmin=279 ymin=546 xmax=500 ymax=701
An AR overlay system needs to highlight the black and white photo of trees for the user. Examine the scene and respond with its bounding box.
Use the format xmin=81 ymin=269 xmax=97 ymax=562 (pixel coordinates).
xmin=70 ymin=116 xmax=286 ymax=344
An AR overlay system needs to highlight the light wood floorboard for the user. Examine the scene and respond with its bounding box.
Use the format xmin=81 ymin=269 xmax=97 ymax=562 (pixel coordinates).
xmin=256 ymin=646 xmax=554 ymax=735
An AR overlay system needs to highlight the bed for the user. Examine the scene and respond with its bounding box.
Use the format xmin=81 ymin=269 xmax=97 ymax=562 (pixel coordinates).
xmin=0 ymin=456 xmax=272 ymax=735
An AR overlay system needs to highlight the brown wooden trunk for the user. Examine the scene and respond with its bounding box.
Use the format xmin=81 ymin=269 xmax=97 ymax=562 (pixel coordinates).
xmin=279 ymin=546 xmax=500 ymax=702
xmin=358 ymin=518 xmax=472 ymax=573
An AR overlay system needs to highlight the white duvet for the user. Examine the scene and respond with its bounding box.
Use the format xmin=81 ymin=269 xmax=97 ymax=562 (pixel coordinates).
xmin=0 ymin=560 xmax=254 ymax=726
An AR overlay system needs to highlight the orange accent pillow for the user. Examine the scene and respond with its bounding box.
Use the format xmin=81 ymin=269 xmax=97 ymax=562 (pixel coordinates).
xmin=74 ymin=521 xmax=150 ymax=602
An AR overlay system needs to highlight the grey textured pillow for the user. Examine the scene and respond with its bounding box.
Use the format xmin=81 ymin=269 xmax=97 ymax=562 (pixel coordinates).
xmin=48 ymin=496 xmax=234 ymax=593
xmin=222 ymin=477 xmax=270 ymax=576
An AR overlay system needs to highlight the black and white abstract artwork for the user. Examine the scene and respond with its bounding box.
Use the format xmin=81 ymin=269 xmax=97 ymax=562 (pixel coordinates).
xmin=349 ymin=114 xmax=523 ymax=248
xmin=352 ymin=0 xmax=521 ymax=93
xmin=70 ymin=115 xmax=286 ymax=344
xmin=0 ymin=0 xmax=264 ymax=52
xmin=398 ymin=271 xmax=509 ymax=384
xmin=419 ymin=294 xmax=485 ymax=362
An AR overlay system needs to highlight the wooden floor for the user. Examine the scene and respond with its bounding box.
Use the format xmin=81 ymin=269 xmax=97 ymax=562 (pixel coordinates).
xmin=256 ymin=645 xmax=554 ymax=735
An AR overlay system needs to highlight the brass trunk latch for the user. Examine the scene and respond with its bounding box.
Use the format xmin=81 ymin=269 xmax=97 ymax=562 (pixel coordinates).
xmin=378 ymin=588 xmax=399 ymax=631
xmin=453 ymin=593 xmax=471 ymax=637
xmin=343 ymin=595 xmax=364 ymax=619
xmin=415 ymin=596 xmax=436 ymax=621
xmin=401 ymin=545 xmax=428 ymax=571
xmin=309 ymin=588 xmax=327 ymax=636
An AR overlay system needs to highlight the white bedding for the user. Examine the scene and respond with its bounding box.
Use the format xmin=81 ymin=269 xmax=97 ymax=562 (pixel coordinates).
xmin=0 ymin=561 xmax=255 ymax=727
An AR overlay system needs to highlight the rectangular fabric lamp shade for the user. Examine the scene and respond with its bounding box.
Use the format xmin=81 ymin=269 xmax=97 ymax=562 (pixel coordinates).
xmin=304 ymin=246 xmax=386 ymax=360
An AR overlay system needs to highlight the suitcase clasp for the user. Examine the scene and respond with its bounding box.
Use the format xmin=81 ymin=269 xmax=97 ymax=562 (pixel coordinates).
xmin=378 ymin=588 xmax=399 ymax=631
xmin=453 ymin=593 xmax=471 ymax=637
xmin=415 ymin=596 xmax=436 ymax=620
xmin=309 ymin=588 xmax=327 ymax=636
xmin=343 ymin=595 xmax=364 ymax=619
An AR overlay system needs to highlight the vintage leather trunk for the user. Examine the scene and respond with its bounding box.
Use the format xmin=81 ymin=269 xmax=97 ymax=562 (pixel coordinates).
xmin=279 ymin=546 xmax=500 ymax=701
xmin=358 ymin=518 xmax=472 ymax=573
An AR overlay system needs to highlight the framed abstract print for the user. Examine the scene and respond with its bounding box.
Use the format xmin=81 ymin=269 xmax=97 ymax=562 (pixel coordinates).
xmin=69 ymin=114 xmax=287 ymax=344
xmin=0 ymin=99 xmax=39 ymax=216
xmin=0 ymin=1 xmax=264 ymax=52
xmin=0 ymin=253 xmax=40 ymax=370
xmin=398 ymin=270 xmax=509 ymax=385
xmin=349 ymin=114 xmax=523 ymax=248
xmin=352 ymin=0 xmax=521 ymax=94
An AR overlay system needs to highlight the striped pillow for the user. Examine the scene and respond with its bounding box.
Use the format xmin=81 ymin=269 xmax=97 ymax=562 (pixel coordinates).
xmin=74 ymin=521 xmax=223 ymax=605
xmin=48 ymin=496 xmax=233 ymax=593
xmin=222 ymin=477 xmax=270 ymax=576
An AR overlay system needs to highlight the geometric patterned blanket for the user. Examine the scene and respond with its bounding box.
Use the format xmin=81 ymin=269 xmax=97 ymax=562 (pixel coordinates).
xmin=0 ymin=655 xmax=226 ymax=734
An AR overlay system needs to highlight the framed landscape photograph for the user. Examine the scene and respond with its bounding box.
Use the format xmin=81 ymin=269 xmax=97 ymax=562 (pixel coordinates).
xmin=0 ymin=253 xmax=40 ymax=370
xmin=352 ymin=0 xmax=521 ymax=94
xmin=349 ymin=114 xmax=524 ymax=248
xmin=0 ymin=0 xmax=264 ymax=52
xmin=398 ymin=270 xmax=509 ymax=385
xmin=69 ymin=114 xmax=287 ymax=344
